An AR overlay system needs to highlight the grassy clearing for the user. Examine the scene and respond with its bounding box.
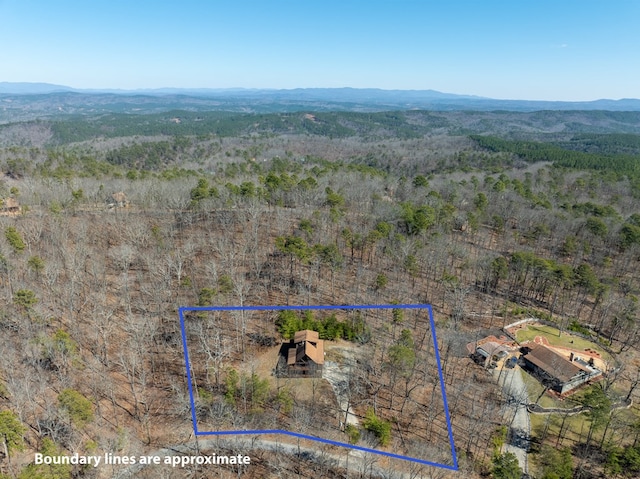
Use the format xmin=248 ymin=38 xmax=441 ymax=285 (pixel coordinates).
xmin=515 ymin=324 xmax=610 ymax=361
xmin=532 ymin=409 xmax=590 ymax=447
xmin=520 ymin=369 xmax=563 ymax=409
xmin=530 ymin=386 xmax=640 ymax=452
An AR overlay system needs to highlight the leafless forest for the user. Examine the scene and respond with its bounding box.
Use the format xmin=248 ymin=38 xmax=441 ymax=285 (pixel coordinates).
xmin=1 ymin=109 xmax=640 ymax=478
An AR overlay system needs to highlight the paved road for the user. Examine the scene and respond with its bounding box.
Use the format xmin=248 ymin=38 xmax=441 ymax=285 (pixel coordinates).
xmin=109 ymin=435 xmax=436 ymax=479
xmin=497 ymin=367 xmax=530 ymax=474
xmin=111 ymin=438 xmax=330 ymax=479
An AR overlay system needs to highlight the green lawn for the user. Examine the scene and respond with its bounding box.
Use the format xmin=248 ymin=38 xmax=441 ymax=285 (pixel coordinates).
xmin=520 ymin=368 xmax=564 ymax=408
xmin=530 ymin=401 xmax=631 ymax=448
xmin=529 ymin=385 xmax=640 ymax=451
xmin=515 ymin=324 xmax=610 ymax=361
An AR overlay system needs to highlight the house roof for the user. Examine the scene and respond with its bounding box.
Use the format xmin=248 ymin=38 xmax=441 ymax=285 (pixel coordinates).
xmin=476 ymin=341 xmax=510 ymax=358
xmin=524 ymin=344 xmax=582 ymax=383
xmin=294 ymin=329 xmax=319 ymax=343
xmin=287 ymin=330 xmax=324 ymax=366
xmin=109 ymin=191 xmax=127 ymax=204
xmin=3 ymin=197 xmax=19 ymax=209
xmin=305 ymin=339 xmax=324 ymax=364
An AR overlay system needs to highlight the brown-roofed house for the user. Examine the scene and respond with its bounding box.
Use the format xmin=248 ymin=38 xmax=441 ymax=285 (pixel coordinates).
xmin=0 ymin=197 xmax=20 ymax=215
xmin=521 ymin=344 xmax=601 ymax=395
xmin=107 ymin=191 xmax=129 ymax=208
xmin=284 ymin=329 xmax=324 ymax=378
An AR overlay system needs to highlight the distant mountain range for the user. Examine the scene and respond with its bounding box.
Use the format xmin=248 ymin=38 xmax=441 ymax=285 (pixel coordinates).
xmin=0 ymin=82 xmax=484 ymax=99
xmin=1 ymin=82 xmax=640 ymax=122
xmin=0 ymin=82 xmax=74 ymax=94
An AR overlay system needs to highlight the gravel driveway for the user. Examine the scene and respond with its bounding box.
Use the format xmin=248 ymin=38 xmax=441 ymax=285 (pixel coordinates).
xmin=322 ymin=347 xmax=360 ymax=427
xmin=497 ymin=367 xmax=530 ymax=474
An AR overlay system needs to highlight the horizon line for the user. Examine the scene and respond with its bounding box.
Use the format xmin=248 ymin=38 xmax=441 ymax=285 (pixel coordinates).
xmin=1 ymin=81 xmax=638 ymax=103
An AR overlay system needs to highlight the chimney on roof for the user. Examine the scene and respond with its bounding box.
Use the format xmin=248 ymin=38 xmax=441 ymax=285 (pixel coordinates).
xmin=569 ymin=352 xmax=574 ymax=362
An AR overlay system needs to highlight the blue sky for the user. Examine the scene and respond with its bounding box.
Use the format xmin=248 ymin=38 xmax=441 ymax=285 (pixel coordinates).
xmin=1 ymin=0 xmax=638 ymax=101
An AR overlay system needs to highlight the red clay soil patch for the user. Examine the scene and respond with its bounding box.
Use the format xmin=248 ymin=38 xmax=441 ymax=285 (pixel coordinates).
xmin=505 ymin=323 xmax=529 ymax=337
xmin=533 ymin=335 xmax=549 ymax=346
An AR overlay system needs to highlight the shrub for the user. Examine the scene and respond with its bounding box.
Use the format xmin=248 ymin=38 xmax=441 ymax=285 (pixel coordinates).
xmin=363 ymin=408 xmax=391 ymax=446
xmin=345 ymin=424 xmax=361 ymax=444
xmin=0 ymin=410 xmax=26 ymax=453
xmin=4 ymin=227 xmax=25 ymax=253
xmin=275 ymin=310 xmax=365 ymax=342
xmin=568 ymin=319 xmax=591 ymax=336
xmin=18 ymin=438 xmax=71 ymax=479
xmin=374 ymin=273 xmax=388 ymax=291
xmin=197 ymin=287 xmax=216 ymax=306
xmin=14 ymin=289 xmax=38 ymax=309
xmin=58 ymin=389 xmax=94 ymax=427
xmin=491 ymin=452 xmax=522 ymax=479
xmin=27 ymin=256 xmax=45 ymax=273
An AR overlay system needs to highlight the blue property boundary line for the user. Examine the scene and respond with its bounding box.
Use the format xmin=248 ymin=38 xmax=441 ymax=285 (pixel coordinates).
xmin=178 ymin=304 xmax=458 ymax=471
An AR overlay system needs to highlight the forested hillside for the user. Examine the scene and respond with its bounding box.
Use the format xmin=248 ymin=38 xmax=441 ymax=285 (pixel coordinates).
xmin=3 ymin=109 xmax=640 ymax=147
xmin=1 ymin=108 xmax=640 ymax=478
